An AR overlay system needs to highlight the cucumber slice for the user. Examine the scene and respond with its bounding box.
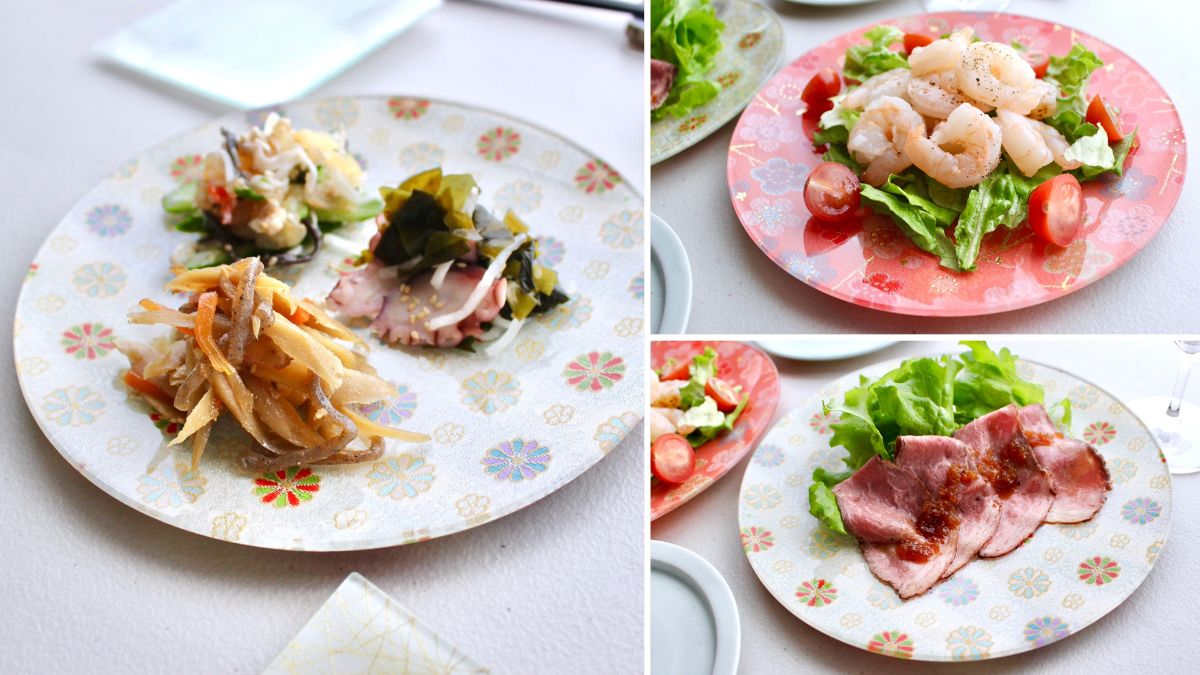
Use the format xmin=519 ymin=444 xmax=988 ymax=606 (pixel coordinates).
xmin=314 ymin=197 xmax=384 ymax=223
xmin=162 ymin=182 xmax=198 ymax=213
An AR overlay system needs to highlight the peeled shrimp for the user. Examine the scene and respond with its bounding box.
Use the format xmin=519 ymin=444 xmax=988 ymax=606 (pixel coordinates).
xmin=1036 ymin=121 xmax=1082 ymax=170
xmin=907 ymin=71 xmax=969 ymax=119
xmin=908 ymin=27 xmax=974 ymax=76
xmin=843 ymin=69 xmax=911 ymax=110
xmin=905 ymin=103 xmax=1002 ymax=189
xmin=1026 ymin=80 xmax=1059 ymax=120
xmin=996 ymin=109 xmax=1054 ymax=176
xmin=650 ymin=407 xmax=695 ymax=442
xmin=848 ymin=96 xmax=927 ymax=186
xmin=956 ymin=42 xmax=1037 ymax=112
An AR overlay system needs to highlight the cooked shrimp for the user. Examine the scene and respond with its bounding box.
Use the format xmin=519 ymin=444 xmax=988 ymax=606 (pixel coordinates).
xmin=1035 ymin=121 xmax=1082 ymax=170
xmin=650 ymin=407 xmax=695 ymax=442
xmin=905 ymin=103 xmax=1002 ymax=188
xmin=651 ymin=378 xmax=685 ymax=408
xmin=956 ymin=42 xmax=1037 ymax=111
xmin=1026 ymin=79 xmax=1059 ymax=120
xmin=907 ymin=71 xmax=969 ymax=119
xmin=843 ymin=69 xmax=911 ymax=110
xmin=996 ymin=109 xmax=1054 ymax=176
xmin=848 ymin=96 xmax=927 ymax=186
xmin=908 ymin=27 xmax=973 ymax=76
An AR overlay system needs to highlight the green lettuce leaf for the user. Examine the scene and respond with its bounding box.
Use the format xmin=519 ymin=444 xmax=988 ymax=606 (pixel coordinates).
xmin=953 ymin=341 xmax=1045 ymax=423
xmin=1043 ymin=43 xmax=1104 ymax=139
xmin=679 ymin=346 xmax=718 ymax=409
xmin=1049 ymin=398 xmax=1073 ymax=434
xmin=681 ymin=396 xmax=725 ymax=429
xmin=650 ymin=0 xmax=725 ymax=120
xmin=808 ymin=479 xmax=847 ymax=535
xmin=860 ymin=183 xmax=961 ymax=271
xmin=1106 ymin=128 xmax=1138 ymax=178
xmin=954 ymin=161 xmax=1061 ymax=271
xmin=687 ymin=393 xmax=749 ymax=448
xmin=822 ymin=143 xmax=862 ymax=173
xmin=844 ymin=25 xmax=909 ymax=81
xmin=1065 ymin=126 xmax=1116 ymax=173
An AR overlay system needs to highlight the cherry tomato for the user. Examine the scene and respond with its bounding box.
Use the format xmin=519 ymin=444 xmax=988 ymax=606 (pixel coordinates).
xmin=1022 ymin=49 xmax=1049 ymax=78
xmin=651 ymin=433 xmax=696 ymax=484
xmin=705 ymin=377 xmax=743 ymax=413
xmin=801 ymin=68 xmax=841 ymax=116
xmin=1086 ymin=95 xmax=1124 ymax=143
xmin=803 ymin=162 xmax=861 ymax=222
xmin=658 ymin=358 xmax=690 ymax=381
xmin=903 ymin=33 xmax=934 ymax=53
xmin=1027 ymin=174 xmax=1084 ymax=247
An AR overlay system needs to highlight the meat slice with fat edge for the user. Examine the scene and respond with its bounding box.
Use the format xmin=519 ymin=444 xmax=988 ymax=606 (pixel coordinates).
xmin=832 ymin=456 xmax=958 ymax=598
xmin=1018 ymin=404 xmax=1112 ymax=523
xmin=894 ymin=435 xmax=1001 ymax=578
xmin=953 ymin=404 xmax=1054 ymax=557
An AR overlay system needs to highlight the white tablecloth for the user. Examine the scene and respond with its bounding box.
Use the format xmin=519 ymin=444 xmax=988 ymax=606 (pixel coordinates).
xmin=653 ymin=340 xmax=1200 ymax=674
xmin=651 ymin=0 xmax=1199 ymax=333
xmin=0 ymin=1 xmax=644 ymax=672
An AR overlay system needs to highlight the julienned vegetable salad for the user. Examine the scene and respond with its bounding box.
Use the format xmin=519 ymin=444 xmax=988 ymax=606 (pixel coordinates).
xmin=650 ymin=348 xmax=749 ymax=484
xmin=649 ymin=0 xmax=724 ymax=120
xmin=808 ymin=341 xmax=1071 ymax=535
xmin=162 ymin=113 xmax=383 ymax=269
xmin=800 ymin=25 xmax=1138 ymax=272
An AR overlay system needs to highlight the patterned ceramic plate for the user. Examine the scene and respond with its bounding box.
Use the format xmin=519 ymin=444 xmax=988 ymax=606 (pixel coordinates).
xmin=727 ymin=13 xmax=1186 ymax=316
xmin=738 ymin=357 xmax=1171 ymax=661
xmin=13 ymin=96 xmax=644 ymax=551
xmin=650 ymin=0 xmax=784 ymax=165
xmin=651 ymin=341 xmax=780 ymax=520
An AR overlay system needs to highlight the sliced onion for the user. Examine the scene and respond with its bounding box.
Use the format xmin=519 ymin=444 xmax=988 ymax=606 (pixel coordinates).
xmin=426 ymin=234 xmax=526 ymax=331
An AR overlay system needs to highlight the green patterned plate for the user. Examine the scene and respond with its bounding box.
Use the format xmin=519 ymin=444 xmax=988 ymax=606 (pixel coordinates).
xmin=14 ymin=95 xmax=644 ymax=551
xmin=738 ymin=358 xmax=1171 ymax=661
xmin=650 ymin=0 xmax=784 ymax=165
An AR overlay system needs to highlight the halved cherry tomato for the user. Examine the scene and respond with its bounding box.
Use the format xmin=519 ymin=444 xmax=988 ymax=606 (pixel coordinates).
xmin=1022 ymin=49 xmax=1050 ymax=78
xmin=651 ymin=433 xmax=696 ymax=484
xmin=803 ymin=162 xmax=861 ymax=222
xmin=1086 ymin=95 xmax=1124 ymax=143
xmin=658 ymin=358 xmax=690 ymax=381
xmin=903 ymin=32 xmax=934 ymax=53
xmin=705 ymin=377 xmax=742 ymax=413
xmin=801 ymin=68 xmax=841 ymax=117
xmin=1027 ymin=174 xmax=1084 ymax=247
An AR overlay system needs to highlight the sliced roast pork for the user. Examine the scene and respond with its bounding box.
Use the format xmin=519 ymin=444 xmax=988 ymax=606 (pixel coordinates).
xmin=894 ymin=435 xmax=1001 ymax=578
xmin=1018 ymin=404 xmax=1112 ymax=523
xmin=953 ymin=405 xmax=1054 ymax=557
xmin=650 ymin=59 xmax=678 ymax=110
xmin=832 ymin=456 xmax=959 ymax=598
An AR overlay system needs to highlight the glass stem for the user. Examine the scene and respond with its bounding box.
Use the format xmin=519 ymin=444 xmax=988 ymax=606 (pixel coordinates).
xmin=1167 ymin=352 xmax=1200 ymax=418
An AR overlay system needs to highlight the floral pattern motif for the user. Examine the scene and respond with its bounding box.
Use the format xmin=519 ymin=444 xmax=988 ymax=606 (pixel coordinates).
xmin=137 ymin=463 xmax=206 ymax=508
xmin=252 ymin=466 xmax=320 ymax=508
xmin=537 ymin=236 xmax=565 ymax=266
xmin=366 ymin=455 xmax=436 ymax=500
xmin=61 ymin=322 xmax=116 ymax=360
xmin=315 ymin=97 xmax=359 ymax=128
xmin=398 ymin=142 xmax=445 ymax=171
xmin=809 ymin=411 xmax=834 ymax=435
xmin=353 ymin=385 xmax=417 ymax=425
xmin=460 ymin=370 xmax=520 ymax=414
xmin=562 ymin=351 xmax=625 ymax=392
xmin=867 ymin=630 xmax=914 ymax=659
xmin=43 ymin=387 xmax=104 ymax=426
xmin=1121 ymin=497 xmax=1161 ymax=525
xmin=1083 ymin=421 xmax=1116 ymax=445
xmin=482 ymin=439 xmax=552 ymax=483
xmin=946 ymin=626 xmax=992 ymax=660
xmin=73 ymin=262 xmax=126 ymax=298
xmin=1076 ymin=556 xmax=1121 ymax=585
xmin=169 ymin=154 xmax=203 ymax=184
xmin=743 ymin=484 xmax=782 ymax=510
xmin=938 ymin=576 xmax=980 ymax=606
xmin=536 ymin=296 xmax=592 ymax=330
xmin=387 ymin=96 xmax=430 ymax=120
xmin=628 ymin=272 xmax=644 ymax=300
xmin=476 ymin=126 xmax=522 ymax=161
xmin=1008 ymin=567 xmax=1052 ymax=599
xmin=738 ymin=114 xmax=801 ymax=152
xmin=753 ymin=444 xmax=785 ymax=467
xmin=740 ymin=526 xmax=775 ymax=553
xmin=574 ymin=159 xmax=622 ymax=194
xmin=85 ymin=204 xmax=132 ymax=237
xmin=1024 ymin=617 xmax=1070 ymax=647
xmin=495 ymin=181 xmax=543 ymax=214
xmin=747 ymin=197 xmax=802 ymax=236
xmin=796 ymin=579 xmax=837 ymax=607
xmin=750 ymin=157 xmax=808 ymax=195
xmin=599 ymin=210 xmax=643 ymax=249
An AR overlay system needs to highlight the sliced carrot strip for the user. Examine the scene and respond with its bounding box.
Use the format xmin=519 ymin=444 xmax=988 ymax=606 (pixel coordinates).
xmin=123 ymin=370 xmax=169 ymax=401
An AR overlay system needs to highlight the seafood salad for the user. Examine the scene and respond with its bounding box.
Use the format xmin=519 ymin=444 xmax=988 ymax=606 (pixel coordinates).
xmin=799 ymin=26 xmax=1138 ymax=271
xmin=120 ymin=258 xmax=428 ymax=473
xmin=649 ymin=347 xmax=748 ymax=485
xmin=162 ymin=113 xmax=383 ymax=269
xmin=327 ymin=168 xmax=569 ymax=352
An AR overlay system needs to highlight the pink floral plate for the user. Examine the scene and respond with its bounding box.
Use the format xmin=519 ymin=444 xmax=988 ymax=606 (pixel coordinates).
xmin=727 ymin=13 xmax=1186 ymax=316
xmin=651 ymin=340 xmax=780 ymax=521
xmin=739 ymin=357 xmax=1171 ymax=661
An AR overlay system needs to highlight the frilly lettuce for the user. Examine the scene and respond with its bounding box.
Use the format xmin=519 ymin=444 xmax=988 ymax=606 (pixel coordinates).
xmin=650 ymin=0 xmax=725 ymax=120
xmin=844 ymin=25 xmax=909 ymax=81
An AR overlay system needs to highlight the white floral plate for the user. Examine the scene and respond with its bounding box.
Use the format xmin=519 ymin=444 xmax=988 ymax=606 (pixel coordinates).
xmin=738 ymin=358 xmax=1171 ymax=661
xmin=650 ymin=0 xmax=784 ymax=165
xmin=13 ymin=95 xmax=644 ymax=551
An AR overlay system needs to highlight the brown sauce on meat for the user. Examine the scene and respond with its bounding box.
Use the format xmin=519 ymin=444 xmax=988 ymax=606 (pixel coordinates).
xmin=896 ymin=539 xmax=937 ymax=563
xmin=1023 ymin=431 xmax=1062 ymax=447
xmin=977 ymin=437 xmax=1035 ymax=499
xmin=896 ymin=463 xmax=972 ymax=564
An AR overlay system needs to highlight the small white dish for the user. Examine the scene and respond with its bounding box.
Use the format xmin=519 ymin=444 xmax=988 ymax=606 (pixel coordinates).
xmin=755 ymin=339 xmax=896 ymax=361
xmin=651 ymin=214 xmax=693 ymax=334
xmin=651 ymin=540 xmax=740 ymax=675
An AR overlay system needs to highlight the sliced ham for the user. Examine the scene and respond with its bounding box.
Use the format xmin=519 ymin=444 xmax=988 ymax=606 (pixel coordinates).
xmin=833 ymin=456 xmax=958 ymax=598
xmin=953 ymin=405 xmax=1054 ymax=557
xmin=650 ymin=59 xmax=678 ymax=110
xmin=894 ymin=435 xmax=1001 ymax=578
xmin=1018 ymin=404 xmax=1112 ymax=523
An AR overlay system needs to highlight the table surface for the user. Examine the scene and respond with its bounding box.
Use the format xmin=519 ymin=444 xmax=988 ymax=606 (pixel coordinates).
xmin=650 ymin=0 xmax=1200 ymax=334
xmin=653 ymin=339 xmax=1200 ymax=674
xmin=0 ymin=1 xmax=644 ymax=673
